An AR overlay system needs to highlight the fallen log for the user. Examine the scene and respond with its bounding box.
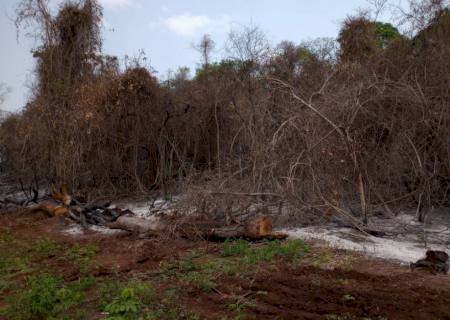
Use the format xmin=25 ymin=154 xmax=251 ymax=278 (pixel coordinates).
xmin=206 ymin=225 xmax=288 ymax=240
xmin=107 ymin=216 xmax=167 ymax=235
xmin=107 ymin=215 xmax=288 ymax=241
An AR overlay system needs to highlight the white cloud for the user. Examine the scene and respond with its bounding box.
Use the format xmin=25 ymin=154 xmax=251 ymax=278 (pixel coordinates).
xmin=161 ymin=13 xmax=231 ymax=37
xmin=99 ymin=0 xmax=132 ymax=9
xmin=163 ymin=13 xmax=212 ymax=37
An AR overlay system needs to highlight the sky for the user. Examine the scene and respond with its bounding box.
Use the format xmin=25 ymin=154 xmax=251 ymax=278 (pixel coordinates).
xmin=0 ymin=0 xmax=395 ymax=112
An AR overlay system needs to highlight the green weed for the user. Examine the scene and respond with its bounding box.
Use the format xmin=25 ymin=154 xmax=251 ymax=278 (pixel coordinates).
xmin=32 ymin=238 xmax=60 ymax=256
xmin=0 ymin=253 xmax=29 ymax=276
xmin=221 ymin=239 xmax=309 ymax=264
xmin=182 ymin=271 xmax=216 ymax=293
xmin=102 ymin=280 xmax=153 ymax=320
xmin=66 ymin=243 xmax=98 ymax=265
xmin=222 ymin=239 xmax=251 ymax=257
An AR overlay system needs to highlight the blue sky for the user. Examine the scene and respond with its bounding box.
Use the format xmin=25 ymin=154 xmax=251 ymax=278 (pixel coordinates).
xmin=0 ymin=0 xmax=393 ymax=112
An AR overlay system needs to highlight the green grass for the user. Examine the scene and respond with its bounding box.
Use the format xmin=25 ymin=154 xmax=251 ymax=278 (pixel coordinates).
xmin=181 ymin=271 xmax=217 ymax=293
xmin=0 ymin=278 xmax=14 ymax=295
xmin=199 ymin=259 xmax=240 ymax=276
xmin=0 ymin=232 xmax=15 ymax=244
xmin=0 ymin=234 xmax=312 ymax=319
xmin=66 ymin=243 xmax=98 ymax=265
xmin=0 ymin=234 xmax=30 ymax=278
xmin=0 ymin=254 xmax=29 ymax=276
xmin=228 ymin=298 xmax=254 ymax=320
xmin=222 ymin=239 xmax=251 ymax=257
xmin=31 ymin=238 xmax=60 ymax=257
xmin=0 ymin=273 xmax=92 ymax=320
xmin=221 ymin=239 xmax=309 ymax=264
xmin=98 ymin=279 xmax=123 ymax=310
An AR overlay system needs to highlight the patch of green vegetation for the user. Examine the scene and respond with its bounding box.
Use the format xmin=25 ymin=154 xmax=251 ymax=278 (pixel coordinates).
xmin=0 ymin=253 xmax=30 ymax=276
xmin=182 ymin=271 xmax=216 ymax=293
xmin=0 ymin=273 xmax=89 ymax=320
xmin=72 ymin=275 xmax=96 ymax=291
xmin=0 ymin=278 xmax=14 ymax=295
xmin=156 ymin=253 xmax=203 ymax=279
xmin=101 ymin=280 xmax=153 ymax=320
xmin=66 ymin=243 xmax=98 ymax=265
xmin=179 ymin=255 xmax=198 ymax=273
xmin=312 ymin=251 xmax=333 ymax=268
xmin=222 ymin=239 xmax=251 ymax=257
xmin=228 ymin=298 xmax=254 ymax=320
xmin=31 ymin=238 xmax=60 ymax=256
xmin=0 ymin=231 xmax=15 ymax=244
xmin=200 ymin=259 xmax=240 ymax=276
xmin=186 ymin=314 xmax=201 ymax=320
xmin=140 ymin=288 xmax=184 ymax=320
xmin=221 ymin=239 xmax=309 ymax=264
xmin=98 ymin=279 xmax=123 ymax=310
xmin=104 ymin=286 xmax=141 ymax=320
xmin=158 ymin=252 xmax=234 ymax=277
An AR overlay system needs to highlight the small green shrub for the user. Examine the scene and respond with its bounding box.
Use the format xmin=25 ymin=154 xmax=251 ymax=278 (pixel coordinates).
xmin=104 ymin=287 xmax=141 ymax=320
xmin=103 ymin=281 xmax=153 ymax=320
xmin=98 ymin=280 xmax=122 ymax=310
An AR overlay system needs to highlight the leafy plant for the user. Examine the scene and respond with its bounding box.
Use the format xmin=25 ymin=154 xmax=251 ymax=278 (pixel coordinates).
xmin=103 ymin=281 xmax=153 ymax=320
xmin=105 ymin=287 xmax=141 ymax=320
xmin=98 ymin=280 xmax=122 ymax=310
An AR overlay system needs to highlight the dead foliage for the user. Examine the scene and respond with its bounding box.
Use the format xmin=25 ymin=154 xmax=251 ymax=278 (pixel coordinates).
xmin=1 ymin=0 xmax=449 ymax=227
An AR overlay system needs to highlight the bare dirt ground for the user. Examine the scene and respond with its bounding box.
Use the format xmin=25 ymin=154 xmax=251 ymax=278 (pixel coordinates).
xmin=0 ymin=209 xmax=449 ymax=320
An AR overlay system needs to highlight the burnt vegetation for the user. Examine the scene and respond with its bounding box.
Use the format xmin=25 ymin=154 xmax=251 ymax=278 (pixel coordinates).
xmin=1 ymin=0 xmax=449 ymax=224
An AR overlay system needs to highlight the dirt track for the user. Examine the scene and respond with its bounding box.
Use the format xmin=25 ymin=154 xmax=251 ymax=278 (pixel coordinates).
xmin=0 ymin=210 xmax=449 ymax=319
